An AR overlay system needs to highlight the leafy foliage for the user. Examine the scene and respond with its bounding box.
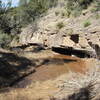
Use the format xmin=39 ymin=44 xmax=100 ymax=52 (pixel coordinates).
xmin=56 ymin=22 xmax=64 ymax=29
xmin=0 ymin=0 xmax=58 ymax=34
xmin=0 ymin=31 xmax=13 ymax=48
xmin=83 ymin=20 xmax=91 ymax=27
xmin=0 ymin=0 xmax=58 ymax=47
xmin=18 ymin=0 xmax=58 ymax=26
xmin=0 ymin=0 xmax=11 ymax=33
xmin=65 ymin=0 xmax=97 ymax=17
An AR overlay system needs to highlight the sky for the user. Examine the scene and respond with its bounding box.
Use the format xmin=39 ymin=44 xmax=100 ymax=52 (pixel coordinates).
xmin=1 ymin=0 xmax=19 ymax=7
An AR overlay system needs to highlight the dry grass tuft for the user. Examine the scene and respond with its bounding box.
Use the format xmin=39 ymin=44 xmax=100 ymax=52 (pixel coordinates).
xmin=51 ymin=64 xmax=100 ymax=100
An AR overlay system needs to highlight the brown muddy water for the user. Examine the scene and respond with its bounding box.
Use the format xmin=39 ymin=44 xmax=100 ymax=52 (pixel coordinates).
xmin=28 ymin=55 xmax=86 ymax=81
xmin=15 ymin=53 xmax=89 ymax=88
xmin=0 ymin=48 xmax=92 ymax=89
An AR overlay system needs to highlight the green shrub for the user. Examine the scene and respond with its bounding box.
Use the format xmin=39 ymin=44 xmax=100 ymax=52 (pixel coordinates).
xmin=71 ymin=8 xmax=82 ymax=17
xmin=0 ymin=0 xmax=58 ymax=34
xmin=66 ymin=10 xmax=71 ymax=17
xmin=83 ymin=20 xmax=91 ymax=27
xmin=61 ymin=11 xmax=68 ymax=17
xmin=65 ymin=0 xmax=94 ymax=17
xmin=95 ymin=13 xmax=100 ymax=19
xmin=78 ymin=0 xmax=94 ymax=9
xmin=56 ymin=22 xmax=64 ymax=29
xmin=91 ymin=8 xmax=98 ymax=13
xmin=18 ymin=0 xmax=58 ymax=27
xmin=91 ymin=1 xmax=100 ymax=13
xmin=0 ymin=31 xmax=13 ymax=48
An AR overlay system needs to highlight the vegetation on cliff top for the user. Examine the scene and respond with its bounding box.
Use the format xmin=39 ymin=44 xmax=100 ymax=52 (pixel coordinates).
xmin=0 ymin=0 xmax=99 ymax=48
xmin=0 ymin=0 xmax=58 ymax=47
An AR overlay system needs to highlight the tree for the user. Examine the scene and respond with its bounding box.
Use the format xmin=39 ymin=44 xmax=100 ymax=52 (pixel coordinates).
xmin=0 ymin=0 xmax=12 ymax=33
xmin=17 ymin=0 xmax=58 ymax=26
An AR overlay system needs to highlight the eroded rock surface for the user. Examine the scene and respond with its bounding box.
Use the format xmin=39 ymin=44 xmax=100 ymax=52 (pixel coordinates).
xmin=19 ymin=7 xmax=100 ymax=59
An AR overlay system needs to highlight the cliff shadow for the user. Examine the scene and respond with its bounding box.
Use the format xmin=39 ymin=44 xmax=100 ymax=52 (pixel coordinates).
xmin=0 ymin=51 xmax=38 ymax=89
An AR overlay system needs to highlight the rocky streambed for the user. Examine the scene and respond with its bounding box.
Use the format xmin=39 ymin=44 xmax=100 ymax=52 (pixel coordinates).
xmin=0 ymin=45 xmax=99 ymax=100
xmin=0 ymin=46 xmax=97 ymax=90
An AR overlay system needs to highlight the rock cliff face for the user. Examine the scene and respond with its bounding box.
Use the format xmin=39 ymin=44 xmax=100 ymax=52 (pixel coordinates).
xmin=19 ymin=6 xmax=100 ymax=58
